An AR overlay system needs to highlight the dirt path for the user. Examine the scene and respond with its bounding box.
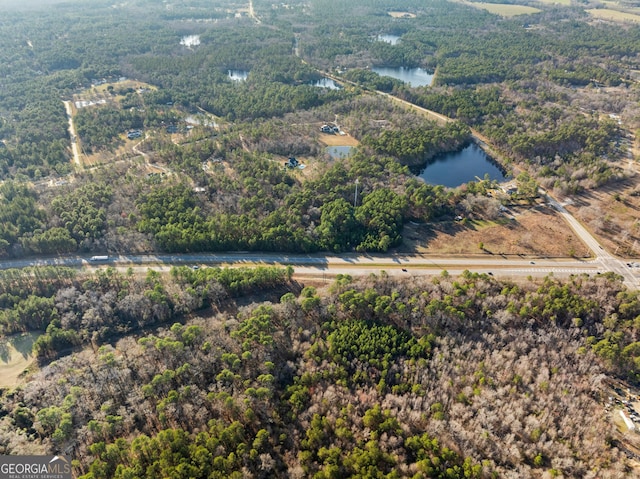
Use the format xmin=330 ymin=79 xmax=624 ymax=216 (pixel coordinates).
xmin=63 ymin=100 xmax=82 ymax=169
xmin=132 ymin=139 xmax=172 ymax=175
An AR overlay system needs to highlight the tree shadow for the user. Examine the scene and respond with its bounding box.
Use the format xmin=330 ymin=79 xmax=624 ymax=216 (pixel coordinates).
xmin=0 ymin=338 xmax=10 ymax=363
xmin=398 ymin=220 xmax=471 ymax=253
xmin=6 ymin=332 xmax=38 ymax=361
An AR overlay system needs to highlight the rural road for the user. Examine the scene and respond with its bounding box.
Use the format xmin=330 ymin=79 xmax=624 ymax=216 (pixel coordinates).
xmin=48 ymin=44 xmax=638 ymax=288
xmin=544 ymin=191 xmax=639 ymax=288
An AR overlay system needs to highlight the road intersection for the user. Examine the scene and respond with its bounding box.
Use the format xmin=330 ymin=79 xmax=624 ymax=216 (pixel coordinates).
xmin=544 ymin=191 xmax=638 ymax=289
xmin=2 ymin=183 xmax=636 ymax=288
xmin=43 ymin=66 xmax=640 ymax=289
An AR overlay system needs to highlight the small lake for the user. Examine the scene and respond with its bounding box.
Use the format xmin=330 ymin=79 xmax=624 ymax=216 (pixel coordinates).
xmin=372 ymin=66 xmax=434 ymax=87
xmin=415 ymin=143 xmax=508 ymax=187
xmin=180 ymin=35 xmax=201 ymax=47
xmin=312 ymin=77 xmax=341 ymax=89
xmin=377 ymin=34 xmax=401 ymax=45
xmin=326 ymin=146 xmax=354 ymax=159
xmin=228 ymin=70 xmax=249 ymax=81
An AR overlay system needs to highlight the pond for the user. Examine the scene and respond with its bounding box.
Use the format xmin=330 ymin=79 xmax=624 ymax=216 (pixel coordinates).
xmin=326 ymin=146 xmax=355 ymax=159
xmin=377 ymin=34 xmax=401 ymax=45
xmin=371 ymin=66 xmax=434 ymax=87
xmin=228 ymin=70 xmax=249 ymax=81
xmin=312 ymin=77 xmax=341 ymax=89
xmin=180 ymin=35 xmax=200 ymax=47
xmin=414 ymin=143 xmax=508 ymax=187
xmin=185 ymin=114 xmax=217 ymax=128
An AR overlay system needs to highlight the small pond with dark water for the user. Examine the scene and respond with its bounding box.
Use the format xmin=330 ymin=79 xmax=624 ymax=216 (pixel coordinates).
xmin=414 ymin=143 xmax=508 ymax=187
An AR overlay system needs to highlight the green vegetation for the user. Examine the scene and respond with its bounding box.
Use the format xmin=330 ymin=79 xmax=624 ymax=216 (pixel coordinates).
xmin=0 ymin=264 xmax=291 ymax=357
xmin=0 ymin=0 xmax=635 ymax=257
xmin=362 ymin=121 xmax=470 ymax=164
xmin=1 ymin=0 xmax=640 ymax=476
xmin=0 ymin=268 xmax=637 ymax=476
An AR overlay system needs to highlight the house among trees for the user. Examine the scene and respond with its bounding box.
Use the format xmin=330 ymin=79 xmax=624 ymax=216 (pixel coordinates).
xmin=320 ymin=124 xmax=341 ymax=134
xmin=285 ymin=156 xmax=299 ymax=168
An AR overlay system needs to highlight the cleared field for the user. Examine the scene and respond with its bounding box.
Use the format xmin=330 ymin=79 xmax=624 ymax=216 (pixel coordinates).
xmin=0 ymin=332 xmax=40 ymax=388
xmin=399 ymin=204 xmax=591 ymax=257
xmin=319 ymin=133 xmax=359 ymax=146
xmin=587 ymin=8 xmax=640 ymax=22
xmin=468 ymin=2 xmax=541 ymax=16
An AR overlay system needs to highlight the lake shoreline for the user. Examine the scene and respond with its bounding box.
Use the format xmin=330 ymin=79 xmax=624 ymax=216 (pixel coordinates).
xmin=411 ymin=140 xmax=510 ymax=187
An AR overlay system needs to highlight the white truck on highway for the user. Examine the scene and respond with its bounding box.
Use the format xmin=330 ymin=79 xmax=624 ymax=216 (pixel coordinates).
xmin=89 ymin=255 xmax=109 ymax=262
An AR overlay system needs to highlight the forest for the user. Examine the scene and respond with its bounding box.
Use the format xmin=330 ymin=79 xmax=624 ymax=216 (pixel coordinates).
xmin=0 ymin=0 xmax=639 ymax=257
xmin=0 ymin=266 xmax=638 ymax=477
xmin=1 ymin=0 xmax=640 ymax=476
xmin=0 ymin=0 xmax=636 ymax=256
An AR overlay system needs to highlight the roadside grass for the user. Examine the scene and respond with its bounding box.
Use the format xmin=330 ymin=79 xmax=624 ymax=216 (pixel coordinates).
xmin=399 ymin=207 xmax=589 ymax=257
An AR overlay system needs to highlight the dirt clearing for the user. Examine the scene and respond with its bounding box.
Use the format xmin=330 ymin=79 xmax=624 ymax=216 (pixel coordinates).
xmin=399 ymin=204 xmax=591 ymax=257
xmin=587 ymin=8 xmax=640 ymax=23
xmin=388 ymin=11 xmax=416 ymax=18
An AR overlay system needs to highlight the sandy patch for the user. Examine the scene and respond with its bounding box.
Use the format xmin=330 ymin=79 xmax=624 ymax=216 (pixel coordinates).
xmin=0 ymin=332 xmax=41 ymax=388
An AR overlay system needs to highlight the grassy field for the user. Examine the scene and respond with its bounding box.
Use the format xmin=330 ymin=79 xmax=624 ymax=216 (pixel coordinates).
xmin=467 ymin=2 xmax=541 ymax=16
xmin=0 ymin=332 xmax=41 ymax=388
xmin=587 ymin=8 xmax=640 ymax=22
xmin=319 ymin=132 xmax=360 ymax=146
